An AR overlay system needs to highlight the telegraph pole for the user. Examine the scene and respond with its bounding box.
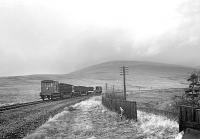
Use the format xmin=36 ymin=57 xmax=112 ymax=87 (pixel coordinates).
xmin=120 ymin=66 xmax=128 ymax=100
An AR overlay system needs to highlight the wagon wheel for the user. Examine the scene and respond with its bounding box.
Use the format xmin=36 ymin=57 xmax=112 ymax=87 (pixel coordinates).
xmin=41 ymin=95 xmax=45 ymax=101
xmin=47 ymin=95 xmax=50 ymax=100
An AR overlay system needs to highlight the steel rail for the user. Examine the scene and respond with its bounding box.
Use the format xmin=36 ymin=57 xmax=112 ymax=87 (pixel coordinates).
xmin=0 ymin=100 xmax=47 ymax=112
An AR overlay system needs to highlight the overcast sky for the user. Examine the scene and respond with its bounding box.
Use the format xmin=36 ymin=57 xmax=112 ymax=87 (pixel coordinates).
xmin=0 ymin=0 xmax=200 ymax=76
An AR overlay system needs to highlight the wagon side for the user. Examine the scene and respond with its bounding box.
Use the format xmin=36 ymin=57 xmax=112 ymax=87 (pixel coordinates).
xmin=72 ymin=86 xmax=89 ymax=96
xmin=59 ymin=83 xmax=73 ymax=98
xmin=40 ymin=80 xmax=60 ymax=100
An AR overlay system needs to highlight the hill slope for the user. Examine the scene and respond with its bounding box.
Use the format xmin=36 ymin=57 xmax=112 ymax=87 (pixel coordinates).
xmin=0 ymin=60 xmax=196 ymax=105
xmin=68 ymin=60 xmax=195 ymax=89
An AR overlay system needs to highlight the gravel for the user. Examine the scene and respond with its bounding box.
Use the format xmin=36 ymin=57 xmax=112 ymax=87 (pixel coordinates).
xmin=0 ymin=96 xmax=90 ymax=139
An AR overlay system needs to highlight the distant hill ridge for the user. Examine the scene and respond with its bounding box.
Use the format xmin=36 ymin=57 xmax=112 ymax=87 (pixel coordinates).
xmin=0 ymin=60 xmax=196 ymax=80
xmin=68 ymin=60 xmax=195 ymax=79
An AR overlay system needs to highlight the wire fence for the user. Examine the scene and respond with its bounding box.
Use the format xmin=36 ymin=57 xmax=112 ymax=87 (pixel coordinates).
xmin=104 ymin=83 xmax=125 ymax=98
xmin=104 ymin=91 xmax=125 ymax=100
xmin=103 ymin=83 xmax=179 ymax=122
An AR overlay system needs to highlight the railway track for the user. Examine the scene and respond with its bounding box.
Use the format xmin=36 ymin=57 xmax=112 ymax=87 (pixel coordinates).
xmin=0 ymin=95 xmax=92 ymax=139
xmin=0 ymin=100 xmax=47 ymax=112
xmin=0 ymin=95 xmax=94 ymax=112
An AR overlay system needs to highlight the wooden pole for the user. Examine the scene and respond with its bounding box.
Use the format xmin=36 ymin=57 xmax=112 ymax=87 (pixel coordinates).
xmin=120 ymin=66 xmax=128 ymax=100
xmin=123 ymin=66 xmax=127 ymax=100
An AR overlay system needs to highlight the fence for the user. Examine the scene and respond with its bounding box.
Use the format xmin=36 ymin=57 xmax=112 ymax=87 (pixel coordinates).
xmin=104 ymin=91 xmax=125 ymax=100
xmin=179 ymin=105 xmax=200 ymax=132
xmin=102 ymin=95 xmax=137 ymax=120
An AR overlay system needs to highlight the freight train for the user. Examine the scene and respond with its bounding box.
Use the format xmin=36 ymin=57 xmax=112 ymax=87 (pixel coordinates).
xmin=40 ymin=80 xmax=102 ymax=100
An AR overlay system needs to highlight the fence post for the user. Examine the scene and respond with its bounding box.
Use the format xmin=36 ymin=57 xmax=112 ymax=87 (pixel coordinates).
xmin=134 ymin=102 xmax=137 ymax=121
xmin=179 ymin=106 xmax=183 ymax=132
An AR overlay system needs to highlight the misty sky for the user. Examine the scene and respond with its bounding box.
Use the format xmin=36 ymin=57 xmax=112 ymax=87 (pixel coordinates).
xmin=0 ymin=0 xmax=200 ymax=76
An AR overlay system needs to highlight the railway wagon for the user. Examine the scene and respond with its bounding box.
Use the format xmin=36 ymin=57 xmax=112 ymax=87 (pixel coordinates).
xmin=73 ymin=86 xmax=89 ymax=96
xmin=40 ymin=80 xmax=60 ymax=100
xmin=87 ymin=87 xmax=94 ymax=95
xmin=40 ymin=80 xmax=74 ymax=100
xmin=40 ymin=80 xmax=103 ymax=100
xmin=59 ymin=83 xmax=73 ymax=98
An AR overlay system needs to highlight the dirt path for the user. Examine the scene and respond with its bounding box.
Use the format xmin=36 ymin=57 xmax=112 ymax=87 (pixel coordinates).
xmin=25 ymin=96 xmax=180 ymax=139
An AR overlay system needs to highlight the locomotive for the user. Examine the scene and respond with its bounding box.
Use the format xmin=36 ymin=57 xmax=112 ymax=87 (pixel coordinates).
xmin=40 ymin=80 xmax=102 ymax=100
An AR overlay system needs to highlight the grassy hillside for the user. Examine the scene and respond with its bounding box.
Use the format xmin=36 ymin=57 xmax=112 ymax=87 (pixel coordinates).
xmin=69 ymin=61 xmax=195 ymax=89
xmin=0 ymin=60 xmax=196 ymax=106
